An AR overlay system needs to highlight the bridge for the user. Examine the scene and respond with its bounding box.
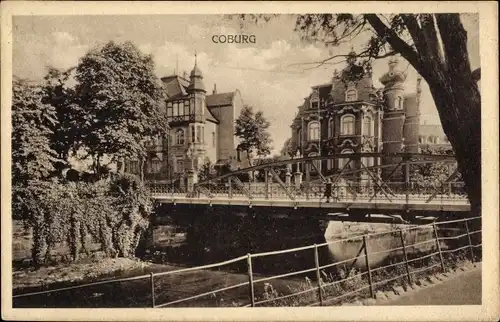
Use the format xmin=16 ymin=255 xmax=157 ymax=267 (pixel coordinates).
xmin=149 ymin=153 xmax=470 ymax=224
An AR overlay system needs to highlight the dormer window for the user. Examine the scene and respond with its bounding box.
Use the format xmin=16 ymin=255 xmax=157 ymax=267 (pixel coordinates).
xmin=345 ymin=82 xmax=358 ymax=102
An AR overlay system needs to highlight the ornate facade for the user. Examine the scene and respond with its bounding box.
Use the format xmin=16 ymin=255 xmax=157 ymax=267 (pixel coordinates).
xmin=289 ymin=52 xmax=423 ymax=180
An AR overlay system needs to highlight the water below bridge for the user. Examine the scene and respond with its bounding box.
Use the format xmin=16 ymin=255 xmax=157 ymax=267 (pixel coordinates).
xmin=145 ymin=207 xmax=467 ymax=276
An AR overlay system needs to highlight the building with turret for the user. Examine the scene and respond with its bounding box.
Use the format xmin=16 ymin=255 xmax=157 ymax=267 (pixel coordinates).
xmin=288 ymin=52 xmax=426 ymax=180
xmin=124 ymin=56 xmax=243 ymax=183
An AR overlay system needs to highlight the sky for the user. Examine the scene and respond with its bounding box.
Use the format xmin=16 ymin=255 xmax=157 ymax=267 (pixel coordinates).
xmin=12 ymin=14 xmax=479 ymax=155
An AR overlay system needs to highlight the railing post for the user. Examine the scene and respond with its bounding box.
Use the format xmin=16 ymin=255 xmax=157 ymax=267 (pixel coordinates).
xmin=150 ymin=272 xmax=155 ymax=308
xmin=399 ymin=229 xmax=412 ymax=285
xmin=363 ymin=236 xmax=374 ymax=299
xmin=433 ymin=223 xmax=445 ymax=272
xmin=247 ymin=253 xmax=255 ymax=307
xmin=465 ymin=220 xmax=475 ymax=263
xmin=314 ymin=244 xmax=323 ymax=306
xmin=228 ymin=177 xmax=233 ymax=199
xmin=405 ymin=158 xmax=410 ymax=205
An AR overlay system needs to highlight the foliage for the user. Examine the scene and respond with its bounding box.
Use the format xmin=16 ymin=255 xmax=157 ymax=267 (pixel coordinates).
xmin=235 ymin=105 xmax=273 ymax=162
xmin=410 ymin=146 xmax=460 ymax=188
xmin=73 ymin=41 xmax=169 ymax=174
xmin=279 ymin=138 xmax=294 ymax=157
xmin=12 ymin=78 xmax=59 ymax=184
xmin=41 ymin=67 xmax=80 ymax=176
xmin=18 ymin=174 xmax=154 ymax=266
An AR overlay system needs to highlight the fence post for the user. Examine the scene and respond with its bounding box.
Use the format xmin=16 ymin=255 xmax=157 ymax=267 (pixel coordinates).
xmin=314 ymin=244 xmax=324 ymax=306
xmin=465 ymin=220 xmax=475 ymax=263
xmin=433 ymin=223 xmax=445 ymax=272
xmin=264 ymin=170 xmax=269 ymax=200
xmin=247 ymin=253 xmax=255 ymax=307
xmin=399 ymin=229 xmax=412 ymax=285
xmin=363 ymin=236 xmax=374 ymax=299
xmin=150 ymin=272 xmax=155 ymax=308
xmin=228 ymin=177 xmax=233 ymax=199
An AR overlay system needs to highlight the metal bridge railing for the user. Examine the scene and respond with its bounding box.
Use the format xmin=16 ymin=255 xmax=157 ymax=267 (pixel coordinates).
xmin=12 ymin=217 xmax=481 ymax=308
xmin=148 ymin=181 xmax=468 ymax=205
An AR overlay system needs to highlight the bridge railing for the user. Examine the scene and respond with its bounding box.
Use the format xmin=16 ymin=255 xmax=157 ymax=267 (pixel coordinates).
xmin=149 ymin=181 xmax=468 ymax=204
xmin=12 ymin=217 xmax=482 ymax=308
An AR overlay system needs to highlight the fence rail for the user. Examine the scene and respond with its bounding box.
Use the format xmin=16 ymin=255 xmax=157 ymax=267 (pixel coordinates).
xmin=12 ymin=216 xmax=481 ymax=308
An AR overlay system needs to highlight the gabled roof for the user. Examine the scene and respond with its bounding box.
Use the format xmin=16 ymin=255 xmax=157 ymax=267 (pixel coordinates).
xmin=206 ymin=92 xmax=235 ymax=107
xmin=161 ymin=75 xmax=189 ymax=100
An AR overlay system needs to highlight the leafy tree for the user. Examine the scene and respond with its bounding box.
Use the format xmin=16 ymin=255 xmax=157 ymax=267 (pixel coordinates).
xmin=235 ymin=105 xmax=273 ymax=164
xmin=12 ymin=78 xmax=59 ymax=183
xmin=233 ymin=14 xmax=481 ymax=215
xmin=73 ymin=41 xmax=169 ymax=177
xmin=280 ymin=138 xmax=295 ymax=157
xmin=41 ymin=67 xmax=81 ymax=177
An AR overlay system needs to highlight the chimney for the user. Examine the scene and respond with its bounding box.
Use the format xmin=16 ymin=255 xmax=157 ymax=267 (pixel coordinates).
xmin=213 ymin=83 xmax=217 ymax=94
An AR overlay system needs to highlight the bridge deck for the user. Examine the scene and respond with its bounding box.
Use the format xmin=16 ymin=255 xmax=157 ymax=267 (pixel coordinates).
xmin=153 ymin=193 xmax=470 ymax=212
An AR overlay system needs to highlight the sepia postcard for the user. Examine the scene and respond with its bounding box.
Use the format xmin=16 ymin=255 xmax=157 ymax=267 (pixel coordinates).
xmin=1 ymin=1 xmax=499 ymax=321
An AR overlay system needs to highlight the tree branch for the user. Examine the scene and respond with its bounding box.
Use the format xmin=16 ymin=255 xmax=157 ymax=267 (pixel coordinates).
xmin=364 ymin=14 xmax=423 ymax=72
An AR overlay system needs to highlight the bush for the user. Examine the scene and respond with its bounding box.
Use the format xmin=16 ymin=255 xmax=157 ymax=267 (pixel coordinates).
xmin=16 ymin=173 xmax=154 ymax=267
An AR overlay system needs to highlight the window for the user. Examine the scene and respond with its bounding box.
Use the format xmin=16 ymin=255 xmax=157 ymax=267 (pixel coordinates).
xmin=298 ymin=129 xmax=302 ymax=145
xmin=338 ymin=149 xmax=354 ymax=169
xmin=151 ymin=160 xmax=161 ymax=173
xmin=419 ymin=136 xmax=425 ymax=144
xmin=172 ymin=103 xmax=178 ymax=116
xmin=212 ymin=131 xmax=216 ymax=147
xmin=362 ymin=115 xmax=373 ymax=136
xmin=428 ymin=136 xmax=434 ymax=144
xmin=308 ymin=121 xmax=320 ymax=140
xmin=308 ymin=152 xmax=321 ymax=172
xmin=179 ymin=102 xmax=184 ymax=115
xmin=328 ymin=118 xmax=335 ymax=138
xmin=167 ymin=106 xmax=172 ymax=117
xmin=341 ymin=114 xmax=355 ymax=135
xmin=196 ymin=125 xmax=204 ymax=143
xmin=175 ymin=158 xmax=184 ymax=173
xmin=175 ymin=129 xmax=185 ymax=145
xmin=396 ymin=96 xmax=404 ymax=110
xmin=345 ymin=82 xmax=358 ymax=102
xmin=327 ymin=158 xmax=334 ymax=170
xmin=345 ymin=89 xmax=358 ymax=102
xmin=191 ymin=125 xmax=196 ymax=143
xmin=361 ymin=156 xmax=374 ymax=168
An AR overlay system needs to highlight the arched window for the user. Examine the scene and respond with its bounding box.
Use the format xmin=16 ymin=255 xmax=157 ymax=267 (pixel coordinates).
xmin=212 ymin=131 xmax=216 ymax=147
xmin=328 ymin=117 xmax=335 ymax=138
xmin=435 ymin=137 xmax=440 ymax=144
xmin=428 ymin=136 xmax=434 ymax=144
xmin=396 ymin=96 xmax=404 ymax=110
xmin=338 ymin=149 xmax=354 ymax=170
xmin=308 ymin=121 xmax=320 ymax=140
xmin=362 ymin=115 xmax=373 ymax=136
xmin=298 ymin=129 xmax=303 ymax=144
xmin=175 ymin=129 xmax=185 ymax=145
xmin=419 ymin=136 xmax=425 ymax=144
xmin=341 ymin=114 xmax=355 ymax=135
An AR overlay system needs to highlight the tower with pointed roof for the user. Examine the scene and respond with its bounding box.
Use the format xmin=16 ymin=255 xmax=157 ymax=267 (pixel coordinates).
xmin=379 ymin=56 xmax=408 ymax=180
